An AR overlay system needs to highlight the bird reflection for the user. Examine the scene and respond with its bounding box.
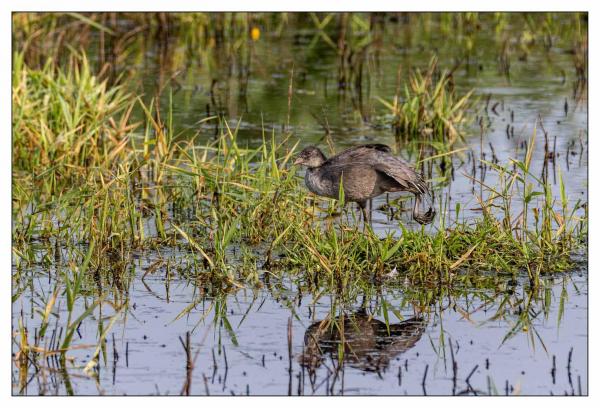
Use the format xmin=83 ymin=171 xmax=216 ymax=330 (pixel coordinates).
xmin=299 ymin=310 xmax=426 ymax=373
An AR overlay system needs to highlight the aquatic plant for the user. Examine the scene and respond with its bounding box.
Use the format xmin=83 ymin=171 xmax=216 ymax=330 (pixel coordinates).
xmin=13 ymin=58 xmax=585 ymax=312
xmin=12 ymin=51 xmax=135 ymax=178
xmin=377 ymin=57 xmax=476 ymax=153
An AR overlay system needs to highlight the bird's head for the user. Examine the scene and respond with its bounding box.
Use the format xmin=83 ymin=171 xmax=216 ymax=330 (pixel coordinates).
xmin=293 ymin=146 xmax=326 ymax=168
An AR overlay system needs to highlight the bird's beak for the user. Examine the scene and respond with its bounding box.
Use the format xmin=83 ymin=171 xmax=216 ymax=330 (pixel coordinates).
xmin=293 ymin=157 xmax=303 ymax=166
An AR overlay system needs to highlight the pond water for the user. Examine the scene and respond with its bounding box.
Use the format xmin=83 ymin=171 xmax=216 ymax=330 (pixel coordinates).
xmin=13 ymin=257 xmax=587 ymax=395
xmin=12 ymin=13 xmax=587 ymax=395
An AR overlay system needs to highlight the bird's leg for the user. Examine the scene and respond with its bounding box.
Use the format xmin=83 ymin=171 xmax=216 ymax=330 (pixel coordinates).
xmin=358 ymin=201 xmax=369 ymax=228
xmin=386 ymin=193 xmax=392 ymax=221
xmin=412 ymin=194 xmax=421 ymax=221
xmin=359 ymin=293 xmax=368 ymax=310
xmin=342 ymin=200 xmax=350 ymax=223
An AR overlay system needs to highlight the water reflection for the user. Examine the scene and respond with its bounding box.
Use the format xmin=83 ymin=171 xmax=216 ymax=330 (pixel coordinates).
xmin=300 ymin=310 xmax=426 ymax=373
xmin=11 ymin=260 xmax=587 ymax=395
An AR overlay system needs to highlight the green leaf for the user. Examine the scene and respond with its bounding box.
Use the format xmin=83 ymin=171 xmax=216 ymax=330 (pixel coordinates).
xmin=61 ymin=298 xmax=101 ymax=349
xmin=221 ymin=315 xmax=239 ymax=347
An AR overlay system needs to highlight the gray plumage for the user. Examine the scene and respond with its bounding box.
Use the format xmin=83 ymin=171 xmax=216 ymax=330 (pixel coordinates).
xmin=294 ymin=144 xmax=435 ymax=224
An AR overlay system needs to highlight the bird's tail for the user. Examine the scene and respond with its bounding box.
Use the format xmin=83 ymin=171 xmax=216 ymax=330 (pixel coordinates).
xmin=412 ymin=190 xmax=436 ymax=225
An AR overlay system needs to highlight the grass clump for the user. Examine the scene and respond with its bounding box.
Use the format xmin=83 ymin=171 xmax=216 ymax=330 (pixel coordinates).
xmin=12 ymin=51 xmax=135 ymax=182
xmin=377 ymin=57 xmax=476 ymax=153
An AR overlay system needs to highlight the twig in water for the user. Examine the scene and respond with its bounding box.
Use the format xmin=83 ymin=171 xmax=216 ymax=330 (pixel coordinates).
xmin=421 ymin=364 xmax=428 ymax=395
xmin=178 ymin=331 xmax=193 ymax=395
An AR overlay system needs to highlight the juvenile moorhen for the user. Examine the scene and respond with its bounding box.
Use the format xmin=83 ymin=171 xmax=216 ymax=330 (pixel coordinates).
xmin=294 ymin=144 xmax=435 ymax=224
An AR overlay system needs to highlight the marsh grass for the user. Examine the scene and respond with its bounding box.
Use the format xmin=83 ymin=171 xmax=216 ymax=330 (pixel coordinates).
xmin=12 ymin=49 xmax=585 ymax=288
xmin=11 ymin=40 xmax=586 ymax=393
xmin=13 ymin=13 xmax=587 ymax=73
xmin=377 ymin=57 xmax=475 ymax=152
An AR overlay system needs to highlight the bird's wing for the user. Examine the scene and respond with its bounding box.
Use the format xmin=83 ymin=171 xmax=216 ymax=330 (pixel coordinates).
xmin=325 ymin=145 xmax=429 ymax=195
xmin=372 ymin=154 xmax=429 ymax=195
xmin=326 ymin=144 xmax=392 ymax=164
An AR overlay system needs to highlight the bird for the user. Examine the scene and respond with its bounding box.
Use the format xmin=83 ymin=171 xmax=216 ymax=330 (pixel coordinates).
xmin=293 ymin=144 xmax=435 ymax=225
xmin=298 ymin=311 xmax=426 ymax=373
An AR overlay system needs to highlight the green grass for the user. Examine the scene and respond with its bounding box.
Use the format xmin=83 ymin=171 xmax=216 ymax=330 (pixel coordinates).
xmin=12 ymin=50 xmax=586 ymax=287
xmin=11 ymin=41 xmax=587 ymax=394
xmin=377 ymin=57 xmax=476 ymax=152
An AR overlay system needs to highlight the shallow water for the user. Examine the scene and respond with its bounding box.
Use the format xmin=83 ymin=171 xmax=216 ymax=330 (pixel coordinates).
xmin=132 ymin=13 xmax=588 ymax=229
xmin=12 ymin=260 xmax=587 ymax=395
xmin=12 ymin=13 xmax=587 ymax=395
